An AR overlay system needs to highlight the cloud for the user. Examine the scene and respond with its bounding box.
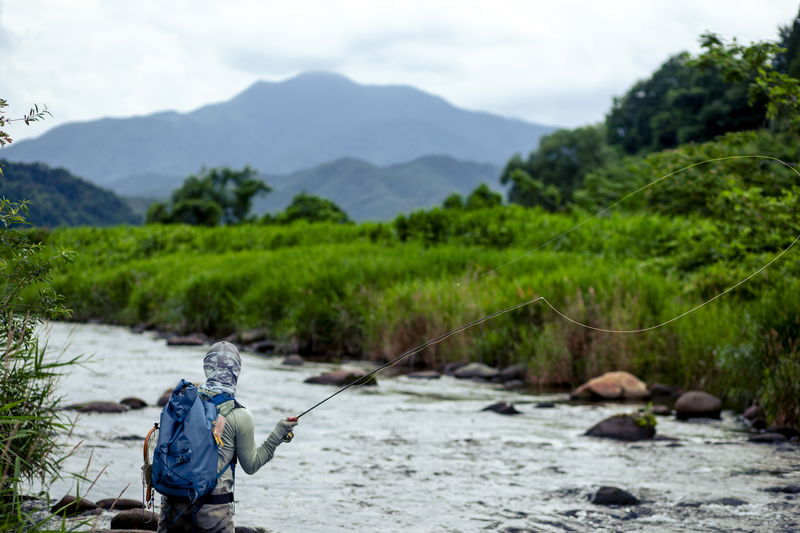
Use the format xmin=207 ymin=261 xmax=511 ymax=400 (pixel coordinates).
xmin=2 ymin=0 xmax=798 ymax=142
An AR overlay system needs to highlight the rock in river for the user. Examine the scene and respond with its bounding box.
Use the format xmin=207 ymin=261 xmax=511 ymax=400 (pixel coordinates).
xmin=64 ymin=401 xmax=130 ymax=414
xmin=674 ymin=391 xmax=722 ymax=420
xmin=51 ymin=495 xmax=97 ymax=516
xmin=110 ymin=508 xmax=159 ymax=531
xmin=166 ymin=333 xmax=207 ymax=346
xmin=95 ymin=497 xmax=144 ymax=510
xmin=585 ymin=414 xmax=656 ymax=441
xmin=481 ymin=401 xmax=521 ymax=415
xmin=304 ymin=370 xmax=377 ymax=386
xmin=591 ymin=486 xmax=640 ymax=506
xmin=453 ymin=362 xmax=499 ymax=380
xmin=748 ymin=433 xmax=787 ymax=444
xmin=282 ymin=354 xmax=305 ymax=366
xmin=406 ymin=370 xmax=441 ymax=379
xmin=120 ymin=397 xmax=147 ymax=409
xmin=570 ymin=371 xmax=649 ymax=401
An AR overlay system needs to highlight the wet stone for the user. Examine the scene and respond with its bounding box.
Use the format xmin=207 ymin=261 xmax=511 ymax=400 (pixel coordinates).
xmin=711 ymin=497 xmax=748 ymax=506
xmin=304 ymin=370 xmax=377 ymax=386
xmin=591 ymin=486 xmax=640 ymax=506
xmin=651 ymin=405 xmax=672 ymax=416
xmin=166 ymin=334 xmax=206 ymax=346
xmin=674 ymin=390 xmax=722 ymax=420
xmin=749 ymin=432 xmax=788 ymax=444
xmin=585 ymin=414 xmax=655 ymax=441
xmin=763 ymin=485 xmax=800 ymax=494
xmin=95 ymin=497 xmax=143 ymax=510
xmin=535 ymin=401 xmax=556 ymax=408
xmin=406 ymin=370 xmax=441 ymax=379
xmin=120 ymin=397 xmax=147 ymax=409
xmin=64 ymin=401 xmax=130 ymax=414
xmin=51 ymin=495 xmax=97 ymax=516
xmin=281 ymin=354 xmax=305 ymax=366
xmin=453 ymin=362 xmax=499 ymax=380
xmin=110 ymin=508 xmax=159 ymax=531
xmin=481 ymin=401 xmax=521 ymax=415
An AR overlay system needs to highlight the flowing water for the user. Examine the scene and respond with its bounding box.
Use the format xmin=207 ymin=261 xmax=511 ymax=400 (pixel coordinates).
xmin=41 ymin=322 xmax=798 ymax=532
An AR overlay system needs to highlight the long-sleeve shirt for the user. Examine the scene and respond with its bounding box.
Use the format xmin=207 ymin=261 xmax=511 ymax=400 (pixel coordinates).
xmin=212 ymin=400 xmax=283 ymax=495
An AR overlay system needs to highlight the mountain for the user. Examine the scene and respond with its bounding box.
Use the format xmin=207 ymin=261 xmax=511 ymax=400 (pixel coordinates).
xmin=0 ymin=160 xmax=140 ymax=226
xmin=2 ymin=72 xmax=553 ymax=197
xmin=254 ymin=155 xmax=502 ymax=221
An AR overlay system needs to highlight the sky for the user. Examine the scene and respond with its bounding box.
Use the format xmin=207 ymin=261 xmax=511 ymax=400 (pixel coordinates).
xmin=2 ymin=0 xmax=799 ymax=142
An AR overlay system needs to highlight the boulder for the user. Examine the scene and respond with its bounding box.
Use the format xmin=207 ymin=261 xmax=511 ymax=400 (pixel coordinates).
xmin=110 ymin=508 xmax=159 ymax=531
xmin=763 ymin=485 xmax=800 ymax=494
xmin=648 ymin=383 xmax=684 ymax=401
xmin=765 ymin=426 xmax=800 ymax=439
xmin=304 ymin=370 xmax=377 ymax=387
xmin=481 ymin=401 xmax=521 ymax=415
xmin=239 ymin=327 xmax=269 ymax=344
xmin=441 ymin=361 xmax=468 ymax=375
xmin=748 ymin=433 xmax=787 ymax=444
xmin=497 ymin=363 xmax=527 ymax=383
xmin=406 ymin=370 xmax=441 ymax=379
xmin=248 ymin=340 xmax=276 ymax=353
xmin=95 ymin=498 xmax=144 ymax=510
xmin=453 ymin=362 xmax=499 ymax=380
xmin=651 ymin=405 xmax=672 ymax=416
xmin=235 ymin=527 xmax=267 ymax=533
xmin=281 ymin=354 xmax=305 ymax=366
xmin=51 ymin=495 xmax=97 ymax=516
xmin=585 ymin=414 xmax=656 ymax=441
xmin=64 ymin=401 xmax=130 ymax=414
xmin=591 ymin=486 xmax=640 ymax=506
xmin=120 ymin=397 xmax=147 ymax=409
xmin=166 ymin=334 xmax=206 ymax=346
xmin=742 ymin=404 xmax=763 ymax=420
xmin=571 ymin=371 xmax=649 ymax=401
xmin=156 ymin=388 xmax=172 ymax=407
xmin=503 ymin=379 xmax=526 ymax=389
xmin=674 ymin=391 xmax=722 ymax=420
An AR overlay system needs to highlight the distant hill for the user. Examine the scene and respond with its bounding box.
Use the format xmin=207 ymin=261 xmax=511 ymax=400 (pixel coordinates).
xmin=0 ymin=160 xmax=140 ymax=227
xmin=2 ymin=72 xmax=553 ymax=197
xmin=254 ymin=155 xmax=502 ymax=221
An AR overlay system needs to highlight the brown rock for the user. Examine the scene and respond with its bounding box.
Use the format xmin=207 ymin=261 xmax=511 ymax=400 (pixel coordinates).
xmin=248 ymin=340 xmax=276 ymax=353
xmin=648 ymin=383 xmax=684 ymax=401
xmin=64 ymin=401 xmax=130 ymax=414
xmin=674 ymin=391 xmax=722 ymax=420
xmin=585 ymin=414 xmax=656 ymax=441
xmin=742 ymin=405 xmax=763 ymax=420
xmin=282 ymin=354 xmax=305 ymax=366
xmin=406 ymin=370 xmax=441 ymax=379
xmin=304 ymin=370 xmax=377 ymax=387
xmin=166 ymin=334 xmax=206 ymax=346
xmin=95 ymin=498 xmax=144 ymax=510
xmin=453 ymin=362 xmax=499 ymax=380
xmin=651 ymin=405 xmax=672 ymax=416
xmin=571 ymin=371 xmax=649 ymax=401
xmin=110 ymin=508 xmax=159 ymax=531
xmin=51 ymin=495 xmax=97 ymax=516
xmin=498 ymin=363 xmax=528 ymax=382
xmin=748 ymin=433 xmax=787 ymax=443
xmin=481 ymin=401 xmax=521 ymax=415
xmin=156 ymin=388 xmax=173 ymax=407
xmin=239 ymin=327 xmax=269 ymax=344
xmin=120 ymin=397 xmax=147 ymax=409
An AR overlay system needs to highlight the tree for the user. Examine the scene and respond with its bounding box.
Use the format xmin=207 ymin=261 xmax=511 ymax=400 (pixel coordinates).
xmin=266 ymin=192 xmax=351 ymax=225
xmin=501 ymin=125 xmax=616 ymax=210
xmin=692 ymin=33 xmax=800 ymax=133
xmin=776 ymin=6 xmax=800 ymax=78
xmin=465 ymin=183 xmax=502 ymax=210
xmin=146 ymin=166 xmax=270 ymax=225
xmin=441 ymin=192 xmax=465 ymax=210
xmin=606 ymin=53 xmax=764 ymax=155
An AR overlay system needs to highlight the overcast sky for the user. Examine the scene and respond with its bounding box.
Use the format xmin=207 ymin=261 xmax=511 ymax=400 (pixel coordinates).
xmin=2 ymin=0 xmax=798 ymax=142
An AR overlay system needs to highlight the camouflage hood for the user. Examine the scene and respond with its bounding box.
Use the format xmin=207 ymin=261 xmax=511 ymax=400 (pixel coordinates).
xmin=198 ymin=341 xmax=241 ymax=397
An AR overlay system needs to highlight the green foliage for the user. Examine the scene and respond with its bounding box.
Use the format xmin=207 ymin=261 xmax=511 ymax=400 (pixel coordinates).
xmin=0 ymin=199 xmax=76 ymax=530
xmin=442 ymin=184 xmax=502 ymax=211
xmin=146 ymin=166 xmax=270 ymax=225
xmin=441 ymin=192 xmax=465 ymax=210
xmin=0 ymin=160 xmax=140 ymax=227
xmin=501 ymin=125 xmax=616 ymax=210
xmin=0 ymin=99 xmax=50 ymax=150
xmin=606 ymin=53 xmax=764 ymax=155
xmin=264 ymin=192 xmax=351 ymax=225
xmin=776 ymin=7 xmax=800 ymax=78
xmin=693 ymin=32 xmax=800 ymax=132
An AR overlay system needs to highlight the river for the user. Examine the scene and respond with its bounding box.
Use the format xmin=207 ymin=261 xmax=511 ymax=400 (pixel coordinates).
xmin=41 ymin=322 xmax=798 ymax=532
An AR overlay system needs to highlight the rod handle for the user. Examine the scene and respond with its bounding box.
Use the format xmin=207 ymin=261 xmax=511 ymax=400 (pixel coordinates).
xmin=283 ymin=417 xmax=298 ymax=443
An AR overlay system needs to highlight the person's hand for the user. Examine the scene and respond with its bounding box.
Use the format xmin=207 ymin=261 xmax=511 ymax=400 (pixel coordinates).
xmin=272 ymin=418 xmax=298 ymax=441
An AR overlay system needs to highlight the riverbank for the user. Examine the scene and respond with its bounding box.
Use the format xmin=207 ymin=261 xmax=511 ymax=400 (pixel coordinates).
xmin=41 ymin=322 xmax=799 ymax=532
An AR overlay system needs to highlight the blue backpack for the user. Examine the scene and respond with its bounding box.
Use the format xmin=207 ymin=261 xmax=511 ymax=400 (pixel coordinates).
xmin=151 ymin=380 xmax=237 ymax=501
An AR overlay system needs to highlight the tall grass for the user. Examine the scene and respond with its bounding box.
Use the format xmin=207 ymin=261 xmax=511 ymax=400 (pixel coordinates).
xmin=40 ymin=207 xmax=800 ymax=425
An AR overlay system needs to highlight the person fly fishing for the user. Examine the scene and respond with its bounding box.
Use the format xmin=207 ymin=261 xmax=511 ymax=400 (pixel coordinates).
xmin=152 ymin=341 xmax=297 ymax=533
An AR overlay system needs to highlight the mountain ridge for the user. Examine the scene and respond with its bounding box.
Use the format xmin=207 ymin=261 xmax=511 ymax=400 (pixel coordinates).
xmin=2 ymin=72 xmax=554 ymax=196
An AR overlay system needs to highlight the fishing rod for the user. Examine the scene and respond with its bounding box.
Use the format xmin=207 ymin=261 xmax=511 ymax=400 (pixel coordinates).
xmin=281 ymin=297 xmax=543 ymax=438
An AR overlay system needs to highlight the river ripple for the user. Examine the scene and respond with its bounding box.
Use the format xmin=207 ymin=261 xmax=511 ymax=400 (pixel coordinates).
xmin=40 ymin=322 xmax=799 ymax=532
